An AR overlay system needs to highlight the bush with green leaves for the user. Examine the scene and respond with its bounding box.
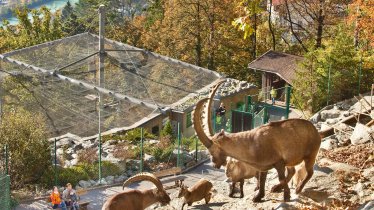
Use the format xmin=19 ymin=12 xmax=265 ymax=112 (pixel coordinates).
xmin=124 ymin=128 xmax=156 ymax=143
xmin=0 ymin=107 xmax=50 ymax=189
xmin=160 ymin=120 xmax=174 ymax=137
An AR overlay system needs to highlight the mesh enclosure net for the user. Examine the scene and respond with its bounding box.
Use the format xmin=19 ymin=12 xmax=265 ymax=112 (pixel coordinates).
xmin=0 ymin=33 xmax=221 ymax=138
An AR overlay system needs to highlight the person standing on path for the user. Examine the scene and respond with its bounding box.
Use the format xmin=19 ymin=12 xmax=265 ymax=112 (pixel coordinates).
xmin=270 ymin=87 xmax=277 ymax=105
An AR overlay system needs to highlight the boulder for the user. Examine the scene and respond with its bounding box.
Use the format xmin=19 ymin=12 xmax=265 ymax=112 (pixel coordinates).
xmin=89 ymin=180 xmax=96 ymax=185
xmin=310 ymin=112 xmax=321 ymax=124
xmin=96 ymin=178 xmax=107 ymax=186
xmin=320 ymin=109 xmax=341 ymax=121
xmin=70 ymin=158 xmax=78 ymax=166
xmin=144 ymin=154 xmax=155 ymax=163
xmin=114 ymin=175 xmax=126 ymax=183
xmin=148 ymin=140 xmax=160 ymax=145
xmin=74 ymin=144 xmax=84 ymax=151
xmin=78 ymin=180 xmax=91 ymax=188
xmin=320 ymin=138 xmax=338 ymax=151
xmin=320 ymin=123 xmax=330 ymax=131
xmin=350 ymin=123 xmax=373 ymax=145
xmin=326 ymin=118 xmax=339 ymax=125
xmin=106 ymin=176 xmax=115 ymax=185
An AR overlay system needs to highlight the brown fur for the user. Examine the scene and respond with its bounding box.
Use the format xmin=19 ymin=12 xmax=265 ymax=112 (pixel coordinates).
xmin=193 ymin=81 xmax=321 ymax=202
xmin=102 ymin=173 xmax=170 ymax=210
xmin=177 ymin=179 xmax=213 ymax=209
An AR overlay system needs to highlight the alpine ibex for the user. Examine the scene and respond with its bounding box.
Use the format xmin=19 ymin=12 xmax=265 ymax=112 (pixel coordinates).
xmin=226 ymin=157 xmax=305 ymax=198
xmin=193 ymin=79 xmax=321 ymax=202
xmin=225 ymin=157 xmax=259 ymax=198
xmin=177 ymin=178 xmax=213 ymax=209
xmin=101 ymin=173 xmax=170 ymax=210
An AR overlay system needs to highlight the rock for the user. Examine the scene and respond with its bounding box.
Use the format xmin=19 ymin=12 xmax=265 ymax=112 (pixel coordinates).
xmin=350 ymin=123 xmax=373 ymax=145
xmin=72 ymin=154 xmax=78 ymax=159
xmin=97 ymin=178 xmax=107 ymax=186
xmin=320 ymin=109 xmax=341 ymax=121
xmin=361 ymin=201 xmax=374 ymax=210
xmin=126 ymin=170 xmax=133 ymax=177
xmin=70 ymin=158 xmax=78 ymax=166
xmin=310 ymin=112 xmax=321 ymax=123
xmin=320 ymin=138 xmax=338 ymax=150
xmin=56 ymin=148 xmax=64 ymax=155
xmin=106 ymin=140 xmax=118 ymax=146
xmin=89 ymin=180 xmax=96 ymax=185
xmin=106 ymin=176 xmax=115 ymax=185
xmin=74 ymin=144 xmax=84 ymax=151
xmin=353 ymin=182 xmax=365 ymax=197
xmin=144 ymin=154 xmax=155 ymax=163
xmin=320 ymin=123 xmax=330 ymax=131
xmin=149 ymin=140 xmax=159 ymax=145
xmin=78 ymin=180 xmax=91 ymax=188
xmin=326 ymin=118 xmax=339 ymax=125
xmin=114 ymin=175 xmax=126 ymax=183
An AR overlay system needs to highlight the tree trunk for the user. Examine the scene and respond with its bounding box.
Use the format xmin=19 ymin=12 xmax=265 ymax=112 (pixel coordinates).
xmin=195 ymin=1 xmax=202 ymax=66
xmin=207 ymin=0 xmax=215 ymax=70
xmin=315 ymin=0 xmax=325 ymax=48
xmin=251 ymin=13 xmax=257 ymax=59
xmin=268 ymin=0 xmax=276 ymax=50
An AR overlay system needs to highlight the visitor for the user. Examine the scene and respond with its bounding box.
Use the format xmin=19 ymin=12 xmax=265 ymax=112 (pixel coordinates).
xmin=216 ymin=102 xmax=226 ymax=130
xmin=50 ymin=186 xmax=67 ymax=210
xmin=270 ymin=87 xmax=277 ymax=105
xmin=63 ymin=183 xmax=79 ymax=210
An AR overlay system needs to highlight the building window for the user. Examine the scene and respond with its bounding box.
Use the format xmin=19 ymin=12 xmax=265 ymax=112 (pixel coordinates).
xmin=186 ymin=112 xmax=192 ymax=128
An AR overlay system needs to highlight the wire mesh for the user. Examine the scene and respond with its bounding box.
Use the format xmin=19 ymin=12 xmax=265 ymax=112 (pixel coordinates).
xmin=0 ymin=174 xmax=10 ymax=210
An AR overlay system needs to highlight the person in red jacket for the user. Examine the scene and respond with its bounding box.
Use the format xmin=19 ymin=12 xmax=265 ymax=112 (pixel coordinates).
xmin=50 ymin=186 xmax=67 ymax=210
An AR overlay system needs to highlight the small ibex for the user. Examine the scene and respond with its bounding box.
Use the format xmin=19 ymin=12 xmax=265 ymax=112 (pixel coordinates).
xmin=177 ymin=178 xmax=213 ymax=209
xmin=225 ymin=157 xmax=304 ymax=198
xmin=102 ymin=172 xmax=170 ymax=210
xmin=225 ymin=157 xmax=259 ymax=198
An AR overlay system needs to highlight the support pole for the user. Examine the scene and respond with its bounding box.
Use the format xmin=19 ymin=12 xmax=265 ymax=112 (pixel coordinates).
xmin=358 ymin=58 xmax=362 ymax=94
xmin=177 ymin=123 xmax=181 ymax=168
xmin=54 ymin=139 xmax=57 ymax=186
xmin=98 ymin=4 xmax=105 ymax=184
xmin=285 ymin=85 xmax=291 ymax=119
xmin=5 ymin=144 xmax=8 ymax=175
xmin=140 ymin=128 xmax=144 ymax=172
xmin=263 ymin=107 xmax=268 ymax=124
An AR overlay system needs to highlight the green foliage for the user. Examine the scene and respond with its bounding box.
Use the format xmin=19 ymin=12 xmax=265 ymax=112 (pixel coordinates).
xmin=152 ymin=145 xmax=173 ymax=162
xmin=0 ymin=7 xmax=63 ymax=53
xmin=160 ymin=120 xmax=173 ymax=137
xmin=0 ymin=107 xmax=50 ymax=189
xmin=293 ymin=25 xmax=373 ymax=112
xmin=125 ymin=128 xmax=156 ymax=144
xmin=40 ymin=161 xmax=122 ymax=188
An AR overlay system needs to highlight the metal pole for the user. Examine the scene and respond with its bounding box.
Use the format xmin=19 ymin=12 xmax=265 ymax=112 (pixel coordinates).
xmin=140 ymin=128 xmax=143 ymax=172
xmin=98 ymin=4 xmax=105 ymax=184
xmin=327 ymin=63 xmax=331 ymax=105
xmin=263 ymin=107 xmax=268 ymax=124
xmin=195 ymin=137 xmax=198 ymax=162
xmin=358 ymin=58 xmax=362 ymax=94
xmin=5 ymin=144 xmax=8 ymax=175
xmin=54 ymin=139 xmax=57 ymax=186
xmin=177 ymin=123 xmax=181 ymax=168
xmin=285 ymin=85 xmax=291 ymax=119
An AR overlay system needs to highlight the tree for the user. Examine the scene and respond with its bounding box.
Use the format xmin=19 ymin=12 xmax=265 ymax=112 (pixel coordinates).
xmin=292 ymin=25 xmax=373 ymax=112
xmin=0 ymin=107 xmax=50 ymax=189
xmin=0 ymin=7 xmax=63 ymax=53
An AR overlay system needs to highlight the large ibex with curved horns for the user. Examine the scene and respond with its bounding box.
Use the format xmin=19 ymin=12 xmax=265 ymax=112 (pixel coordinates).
xmin=193 ymin=79 xmax=321 ymax=202
xmin=101 ymin=173 xmax=171 ymax=210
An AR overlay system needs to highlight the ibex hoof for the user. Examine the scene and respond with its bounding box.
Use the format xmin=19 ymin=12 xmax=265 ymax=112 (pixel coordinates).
xmin=295 ymin=186 xmax=302 ymax=194
xmin=252 ymin=193 xmax=264 ymax=203
xmin=229 ymin=193 xmax=234 ymax=198
xmin=284 ymin=194 xmax=291 ymax=202
xmin=254 ymin=186 xmax=259 ymax=191
xmin=239 ymin=194 xmax=244 ymax=198
xmin=271 ymin=184 xmax=283 ymax=193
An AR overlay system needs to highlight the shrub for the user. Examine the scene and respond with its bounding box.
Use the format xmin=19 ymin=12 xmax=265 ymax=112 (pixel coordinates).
xmin=125 ymin=128 xmax=156 ymax=143
xmin=152 ymin=145 xmax=173 ymax=162
xmin=160 ymin=120 xmax=173 ymax=137
xmin=39 ymin=166 xmax=89 ymax=188
xmin=0 ymin=107 xmax=50 ymax=189
xmin=77 ymin=147 xmax=98 ymax=164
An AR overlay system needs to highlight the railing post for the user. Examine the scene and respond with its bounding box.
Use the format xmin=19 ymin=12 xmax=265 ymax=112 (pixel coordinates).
xmin=140 ymin=128 xmax=143 ymax=173
xmin=263 ymin=107 xmax=268 ymax=124
xmin=195 ymin=137 xmax=198 ymax=162
xmin=285 ymin=85 xmax=291 ymax=119
xmin=54 ymin=138 xmax=57 ymax=186
xmin=177 ymin=123 xmax=181 ymax=168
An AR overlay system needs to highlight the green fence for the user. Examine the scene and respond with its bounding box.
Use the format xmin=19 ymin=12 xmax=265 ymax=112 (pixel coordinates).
xmin=0 ymin=145 xmax=11 ymax=210
xmin=212 ymin=86 xmax=291 ymax=133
